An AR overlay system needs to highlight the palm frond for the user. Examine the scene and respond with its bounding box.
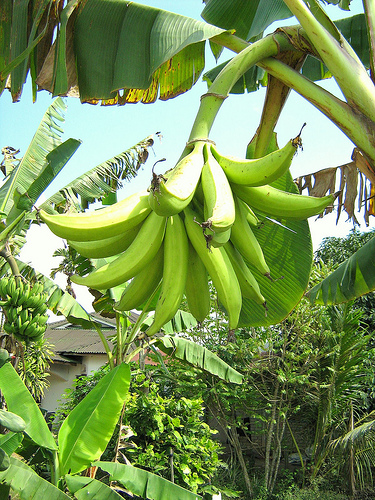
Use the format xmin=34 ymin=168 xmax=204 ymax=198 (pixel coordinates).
xmin=39 ymin=135 xmax=156 ymax=213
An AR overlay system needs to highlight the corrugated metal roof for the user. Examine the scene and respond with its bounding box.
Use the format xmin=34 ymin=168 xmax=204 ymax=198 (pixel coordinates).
xmin=45 ymin=311 xmax=138 ymax=356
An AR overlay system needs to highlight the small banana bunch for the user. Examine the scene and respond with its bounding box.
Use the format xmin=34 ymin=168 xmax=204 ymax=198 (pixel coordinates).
xmin=39 ymin=130 xmax=335 ymax=335
xmin=0 ymin=276 xmax=49 ymax=343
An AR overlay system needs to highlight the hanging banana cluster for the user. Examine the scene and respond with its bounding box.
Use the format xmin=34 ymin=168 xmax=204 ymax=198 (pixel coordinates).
xmin=39 ymin=132 xmax=335 ymax=335
xmin=0 ymin=276 xmax=48 ymax=343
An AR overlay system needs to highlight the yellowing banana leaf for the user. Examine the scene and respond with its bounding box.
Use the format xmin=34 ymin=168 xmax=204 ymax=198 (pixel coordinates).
xmin=306 ymin=235 xmax=375 ymax=305
xmin=58 ymin=363 xmax=130 ymax=476
xmin=156 ymin=335 xmax=243 ymax=384
xmin=95 ymin=462 xmax=202 ymax=500
xmin=37 ymin=1 xmax=225 ymax=103
xmin=65 ymin=474 xmax=124 ymax=499
xmin=0 ymin=362 xmax=57 ymax=450
xmin=0 ymin=456 xmax=71 ymax=499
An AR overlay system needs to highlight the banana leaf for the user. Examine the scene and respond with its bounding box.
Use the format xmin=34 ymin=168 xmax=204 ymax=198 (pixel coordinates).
xmin=0 ymin=97 xmax=67 ymax=218
xmin=202 ymin=0 xmax=292 ymax=41
xmin=0 ymin=432 xmax=23 ymax=457
xmin=156 ymin=335 xmax=243 ymax=384
xmin=38 ymin=1 xmax=226 ymax=103
xmin=306 ymin=234 xmax=375 ymax=305
xmin=0 ymin=362 xmax=57 ymax=450
xmin=65 ymin=474 xmax=124 ymax=499
xmin=0 ymin=456 xmax=71 ymax=499
xmin=94 ymin=461 xmax=202 ymax=500
xmin=58 ymin=362 xmax=130 ymax=475
xmin=40 ymin=134 xmax=156 ymax=214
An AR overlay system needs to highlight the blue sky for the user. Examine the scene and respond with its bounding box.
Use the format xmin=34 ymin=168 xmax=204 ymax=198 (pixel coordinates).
xmin=0 ymin=0 xmax=370 ymax=311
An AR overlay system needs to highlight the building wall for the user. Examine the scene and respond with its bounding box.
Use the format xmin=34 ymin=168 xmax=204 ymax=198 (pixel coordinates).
xmin=41 ymin=354 xmax=108 ymax=413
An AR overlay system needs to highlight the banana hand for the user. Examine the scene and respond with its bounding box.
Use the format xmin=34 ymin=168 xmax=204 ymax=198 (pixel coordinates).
xmin=70 ymin=211 xmax=166 ymax=290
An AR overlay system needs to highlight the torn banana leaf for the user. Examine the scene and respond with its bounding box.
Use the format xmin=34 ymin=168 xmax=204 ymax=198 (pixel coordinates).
xmin=306 ymin=234 xmax=375 ymax=305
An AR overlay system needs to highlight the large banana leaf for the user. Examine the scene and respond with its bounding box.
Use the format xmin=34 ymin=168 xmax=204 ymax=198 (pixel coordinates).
xmin=306 ymin=235 xmax=375 ymax=305
xmin=0 ymin=362 xmax=57 ymax=450
xmin=95 ymin=461 xmax=202 ymax=500
xmin=65 ymin=474 xmax=124 ymax=499
xmin=156 ymin=335 xmax=243 ymax=384
xmin=58 ymin=362 xmax=130 ymax=476
xmin=36 ymin=1 xmax=226 ymax=103
xmin=0 ymin=456 xmax=71 ymax=500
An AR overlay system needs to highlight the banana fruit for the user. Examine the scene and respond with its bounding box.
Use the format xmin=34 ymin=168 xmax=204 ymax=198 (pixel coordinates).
xmin=148 ymin=141 xmax=205 ymax=217
xmin=184 ymin=205 xmax=242 ymax=330
xmin=115 ymin=244 xmax=164 ymax=312
xmin=201 ymin=143 xmax=235 ymax=236
xmin=231 ymin=183 xmax=336 ymax=220
xmin=39 ymin=124 xmax=336 ymax=338
xmin=210 ymin=127 xmax=304 ymax=186
xmin=146 ymin=214 xmax=189 ymax=337
xmin=39 ymin=190 xmax=151 ymax=241
xmin=184 ymin=243 xmax=211 ymax=324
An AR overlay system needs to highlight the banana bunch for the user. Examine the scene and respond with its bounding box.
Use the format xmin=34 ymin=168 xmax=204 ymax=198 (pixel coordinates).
xmin=39 ymin=130 xmax=336 ymax=334
xmin=0 ymin=276 xmax=48 ymax=343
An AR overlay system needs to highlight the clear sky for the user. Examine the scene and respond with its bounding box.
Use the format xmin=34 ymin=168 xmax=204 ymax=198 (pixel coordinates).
xmin=0 ymin=0 xmax=371 ymax=314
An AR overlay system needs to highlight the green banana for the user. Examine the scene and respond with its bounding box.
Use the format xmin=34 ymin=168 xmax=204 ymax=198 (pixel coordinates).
xmin=201 ymin=143 xmax=235 ymax=234
xmin=70 ymin=211 xmax=166 ymax=291
xmin=39 ymin=190 xmax=151 ymax=241
xmin=148 ymin=141 xmax=205 ymax=216
xmin=185 ymin=243 xmax=211 ymax=324
xmin=208 ymin=226 xmax=232 ymax=248
xmin=232 ymin=183 xmax=336 ymax=220
xmin=224 ymin=241 xmax=267 ymax=309
xmin=6 ymin=277 xmax=17 ymax=298
xmin=184 ymin=205 xmax=242 ymax=330
xmin=68 ymin=223 xmax=141 ymax=259
xmin=0 ymin=277 xmax=9 ymax=298
xmin=230 ymin=196 xmax=271 ymax=277
xmin=146 ymin=214 xmax=189 ymax=337
xmin=115 ymin=244 xmax=164 ymax=312
xmin=242 ymin=202 xmax=261 ymax=227
xmin=210 ymin=130 xmax=302 ymax=186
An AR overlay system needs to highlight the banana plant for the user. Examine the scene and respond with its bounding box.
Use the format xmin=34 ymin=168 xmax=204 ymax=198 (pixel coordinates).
xmin=3 ymin=1 xmax=375 ymax=315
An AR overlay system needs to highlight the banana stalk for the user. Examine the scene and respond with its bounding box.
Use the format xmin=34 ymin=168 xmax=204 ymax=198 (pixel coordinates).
xmin=283 ymin=0 xmax=375 ymax=122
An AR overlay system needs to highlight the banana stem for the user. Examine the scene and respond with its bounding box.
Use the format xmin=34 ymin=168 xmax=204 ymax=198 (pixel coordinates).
xmin=93 ymin=322 xmax=114 ymax=370
xmin=259 ymin=57 xmax=375 ymax=166
xmin=0 ymin=243 xmax=20 ymax=276
xmin=282 ymin=0 xmax=375 ymax=121
xmin=187 ymin=33 xmax=294 ymax=143
xmin=363 ymin=0 xmax=375 ymax=82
